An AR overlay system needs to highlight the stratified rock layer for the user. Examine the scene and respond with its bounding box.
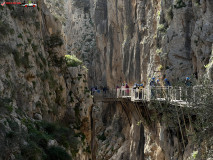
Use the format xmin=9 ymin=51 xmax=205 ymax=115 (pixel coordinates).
xmin=64 ymin=0 xmax=213 ymax=86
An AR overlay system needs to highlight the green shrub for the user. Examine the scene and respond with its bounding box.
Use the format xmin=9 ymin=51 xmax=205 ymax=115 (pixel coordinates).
xmin=166 ymin=7 xmax=173 ymax=21
xmin=158 ymin=65 xmax=163 ymax=71
xmin=20 ymin=119 xmax=79 ymax=159
xmin=38 ymin=52 xmax=47 ymax=66
xmin=32 ymin=43 xmax=38 ymax=52
xmin=51 ymin=55 xmax=64 ymax=67
xmin=17 ymin=43 xmax=23 ymax=48
xmin=156 ymin=48 xmax=162 ymax=55
xmin=12 ymin=50 xmax=21 ymax=67
xmin=18 ymin=33 xmax=23 ymax=39
xmin=21 ymin=141 xmax=43 ymax=160
xmin=75 ymin=132 xmax=86 ymax=142
xmin=34 ymin=21 xmax=40 ymax=30
xmin=65 ymin=55 xmax=83 ymax=67
xmin=6 ymin=131 xmax=16 ymax=139
xmin=0 ymin=21 xmax=13 ymax=37
xmin=6 ymin=104 xmax=13 ymax=113
xmin=45 ymin=34 xmax=63 ymax=48
xmin=22 ymin=52 xmax=30 ymax=68
xmin=0 ymin=97 xmax=13 ymax=114
xmin=29 ymin=129 xmax=50 ymax=148
xmin=195 ymin=0 xmax=201 ymax=6
xmin=97 ymin=133 xmax=106 ymax=141
xmin=11 ymin=7 xmax=37 ymax=22
xmin=174 ymin=0 xmax=186 ymax=9
xmin=46 ymin=146 xmax=72 ymax=160
xmin=85 ymin=146 xmax=91 ymax=153
xmin=9 ymin=28 xmax=15 ymax=35
xmin=157 ymin=24 xmax=166 ymax=32
xmin=28 ymin=38 xmax=32 ymax=44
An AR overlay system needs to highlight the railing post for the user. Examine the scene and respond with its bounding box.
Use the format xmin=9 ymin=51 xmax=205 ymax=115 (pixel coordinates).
xmin=193 ymin=86 xmax=195 ymax=103
xmin=169 ymin=87 xmax=172 ymax=101
xmin=131 ymin=89 xmax=134 ymax=101
xmin=148 ymin=86 xmax=150 ymax=101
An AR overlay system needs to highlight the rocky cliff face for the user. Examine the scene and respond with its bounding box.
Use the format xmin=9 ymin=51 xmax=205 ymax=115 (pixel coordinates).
xmin=91 ymin=101 xmax=144 ymax=160
xmin=64 ymin=0 xmax=213 ymax=86
xmin=59 ymin=0 xmax=213 ymax=159
xmin=1 ymin=0 xmax=212 ymax=159
xmin=0 ymin=0 xmax=92 ymax=159
xmin=42 ymin=0 xmax=213 ymax=159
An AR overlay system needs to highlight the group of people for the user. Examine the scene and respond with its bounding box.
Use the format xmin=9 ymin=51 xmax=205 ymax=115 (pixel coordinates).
xmin=91 ymin=77 xmax=192 ymax=96
xmin=91 ymin=86 xmax=108 ymax=95
xmin=118 ymin=77 xmax=193 ymax=98
xmin=149 ymin=77 xmax=171 ymax=87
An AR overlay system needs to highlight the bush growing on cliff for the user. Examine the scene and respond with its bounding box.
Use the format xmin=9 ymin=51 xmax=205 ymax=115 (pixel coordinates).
xmin=45 ymin=34 xmax=64 ymax=48
xmin=18 ymin=119 xmax=79 ymax=159
xmin=157 ymin=24 xmax=167 ymax=33
xmin=0 ymin=20 xmax=14 ymax=37
xmin=166 ymin=7 xmax=173 ymax=21
xmin=174 ymin=0 xmax=186 ymax=9
xmin=12 ymin=50 xmax=21 ymax=67
xmin=65 ymin=54 xmax=83 ymax=67
xmin=46 ymin=146 xmax=72 ymax=160
xmin=97 ymin=133 xmax=106 ymax=142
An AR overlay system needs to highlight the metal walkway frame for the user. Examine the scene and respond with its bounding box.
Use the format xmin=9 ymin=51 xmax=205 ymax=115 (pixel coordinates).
xmin=93 ymin=86 xmax=211 ymax=107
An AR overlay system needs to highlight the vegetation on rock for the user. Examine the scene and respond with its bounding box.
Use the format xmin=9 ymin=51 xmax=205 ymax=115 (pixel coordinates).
xmin=65 ymin=54 xmax=83 ymax=67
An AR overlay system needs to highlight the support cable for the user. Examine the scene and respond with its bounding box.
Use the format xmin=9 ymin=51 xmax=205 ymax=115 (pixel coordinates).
xmin=181 ymin=107 xmax=189 ymax=144
xmin=175 ymin=104 xmax=186 ymax=150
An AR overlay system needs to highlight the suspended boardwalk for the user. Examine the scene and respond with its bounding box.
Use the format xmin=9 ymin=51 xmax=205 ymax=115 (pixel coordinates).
xmin=94 ymin=86 xmax=208 ymax=107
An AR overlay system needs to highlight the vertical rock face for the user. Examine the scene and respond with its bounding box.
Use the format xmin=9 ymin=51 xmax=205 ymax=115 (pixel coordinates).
xmin=1 ymin=0 xmax=211 ymax=159
xmin=91 ymin=102 xmax=145 ymax=160
xmin=42 ymin=0 xmax=213 ymax=159
xmin=0 ymin=0 xmax=93 ymax=159
xmin=64 ymin=0 xmax=213 ymax=86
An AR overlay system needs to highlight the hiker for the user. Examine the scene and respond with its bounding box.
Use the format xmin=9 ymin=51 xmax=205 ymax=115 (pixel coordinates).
xmin=164 ymin=78 xmax=171 ymax=87
xmin=133 ymin=83 xmax=137 ymax=89
xmin=139 ymin=84 xmax=144 ymax=99
xmin=150 ymin=77 xmax=156 ymax=99
xmin=163 ymin=78 xmax=171 ymax=99
xmin=150 ymin=77 xmax=156 ymax=87
xmin=156 ymin=79 xmax=161 ymax=86
xmin=156 ymin=79 xmax=162 ymax=98
xmin=185 ymin=77 xmax=192 ymax=87
xmin=125 ymin=83 xmax=129 ymax=95
xmin=185 ymin=77 xmax=192 ymax=101
xmin=121 ymin=83 xmax=125 ymax=96
xmin=92 ymin=87 xmax=96 ymax=95
xmin=103 ymin=86 xmax=107 ymax=94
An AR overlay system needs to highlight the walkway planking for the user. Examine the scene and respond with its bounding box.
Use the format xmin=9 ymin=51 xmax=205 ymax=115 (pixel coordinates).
xmin=93 ymin=86 xmax=210 ymax=107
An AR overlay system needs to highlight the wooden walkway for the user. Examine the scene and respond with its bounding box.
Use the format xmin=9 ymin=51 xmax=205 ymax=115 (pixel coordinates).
xmin=93 ymin=86 xmax=210 ymax=107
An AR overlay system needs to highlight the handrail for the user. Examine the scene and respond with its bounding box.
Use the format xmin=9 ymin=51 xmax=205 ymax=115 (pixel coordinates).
xmin=93 ymin=86 xmax=212 ymax=105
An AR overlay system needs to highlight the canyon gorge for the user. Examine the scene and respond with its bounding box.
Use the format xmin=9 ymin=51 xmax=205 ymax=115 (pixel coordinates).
xmin=0 ymin=0 xmax=212 ymax=159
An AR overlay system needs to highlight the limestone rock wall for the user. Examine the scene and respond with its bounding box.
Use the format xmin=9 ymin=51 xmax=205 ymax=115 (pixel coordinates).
xmin=63 ymin=0 xmax=213 ymax=87
xmin=36 ymin=0 xmax=213 ymax=159
xmin=91 ymin=101 xmax=144 ymax=160
xmin=0 ymin=0 xmax=92 ymax=159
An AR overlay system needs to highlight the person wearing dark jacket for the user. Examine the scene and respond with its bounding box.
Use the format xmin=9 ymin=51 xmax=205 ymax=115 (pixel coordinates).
xmin=185 ymin=77 xmax=192 ymax=86
xmin=164 ymin=78 xmax=171 ymax=87
xmin=150 ymin=77 xmax=156 ymax=99
xmin=185 ymin=77 xmax=192 ymax=100
xmin=150 ymin=77 xmax=156 ymax=87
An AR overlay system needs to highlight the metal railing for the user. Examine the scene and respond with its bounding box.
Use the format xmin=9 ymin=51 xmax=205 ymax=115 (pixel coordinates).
xmin=116 ymin=86 xmax=206 ymax=103
xmin=93 ymin=89 xmax=117 ymax=100
xmin=94 ymin=86 xmax=213 ymax=105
